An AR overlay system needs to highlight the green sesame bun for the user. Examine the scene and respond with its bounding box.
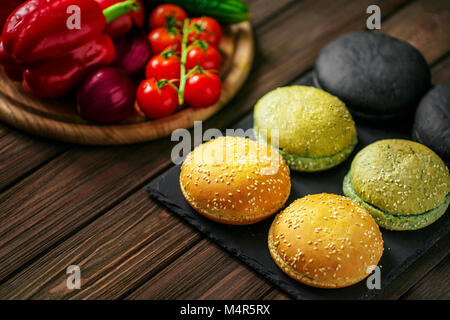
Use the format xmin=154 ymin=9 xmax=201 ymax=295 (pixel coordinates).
xmin=254 ymin=86 xmax=357 ymax=172
xmin=343 ymin=139 xmax=450 ymax=230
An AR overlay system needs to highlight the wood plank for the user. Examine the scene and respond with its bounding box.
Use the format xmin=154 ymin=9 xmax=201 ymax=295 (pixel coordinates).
xmin=381 ymin=0 xmax=450 ymax=64
xmin=401 ymin=255 xmax=450 ymax=300
xmin=0 ymin=124 xmax=9 ymax=138
xmin=126 ymin=239 xmax=273 ymax=300
xmin=0 ymin=142 xmax=173 ymax=283
xmin=431 ymin=54 xmax=450 ymax=83
xmin=262 ymin=289 xmax=290 ymax=300
xmin=245 ymin=0 xmax=295 ymax=26
xmin=375 ymin=233 xmax=450 ymax=299
xmin=0 ymin=133 xmax=66 ymax=193
xmin=266 ymin=248 xmax=450 ymax=300
xmin=0 ymin=96 xmax=67 ymax=192
xmin=2 ymin=0 xmax=440 ymax=300
xmin=0 ymin=189 xmax=201 ymax=299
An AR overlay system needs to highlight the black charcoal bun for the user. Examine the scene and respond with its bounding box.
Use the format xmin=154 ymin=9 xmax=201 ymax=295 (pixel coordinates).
xmin=314 ymin=32 xmax=431 ymax=120
xmin=412 ymin=82 xmax=450 ymax=163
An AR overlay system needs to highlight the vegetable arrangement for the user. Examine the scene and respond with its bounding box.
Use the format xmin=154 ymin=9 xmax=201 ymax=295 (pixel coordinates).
xmin=0 ymin=0 xmax=250 ymax=124
xmin=0 ymin=0 xmax=142 ymax=98
xmin=138 ymin=9 xmax=224 ymax=119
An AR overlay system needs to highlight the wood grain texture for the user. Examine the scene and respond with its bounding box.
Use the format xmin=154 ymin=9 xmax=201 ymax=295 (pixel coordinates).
xmin=375 ymin=233 xmax=450 ymax=299
xmin=401 ymin=255 xmax=450 ymax=300
xmin=0 ymin=23 xmax=254 ymax=145
xmin=432 ymin=54 xmax=450 ymax=83
xmin=245 ymin=0 xmax=295 ymax=26
xmin=0 ymin=124 xmax=9 ymax=138
xmin=126 ymin=239 xmax=273 ymax=300
xmin=0 ymin=123 xmax=66 ymax=192
xmin=262 ymin=289 xmax=290 ymax=300
xmin=0 ymin=142 xmax=174 ymax=283
xmin=0 ymin=190 xmax=201 ymax=299
xmin=380 ymin=0 xmax=450 ymax=64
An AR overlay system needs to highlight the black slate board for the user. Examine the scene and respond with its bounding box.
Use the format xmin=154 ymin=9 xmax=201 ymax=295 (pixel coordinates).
xmin=145 ymin=74 xmax=450 ymax=300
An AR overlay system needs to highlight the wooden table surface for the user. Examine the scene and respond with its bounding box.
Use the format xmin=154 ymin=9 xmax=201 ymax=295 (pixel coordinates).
xmin=0 ymin=0 xmax=449 ymax=300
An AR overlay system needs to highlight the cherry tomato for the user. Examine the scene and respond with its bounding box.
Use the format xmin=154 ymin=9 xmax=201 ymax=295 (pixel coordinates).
xmin=184 ymin=72 xmax=221 ymax=108
xmin=189 ymin=17 xmax=222 ymax=48
xmin=137 ymin=78 xmax=179 ymax=119
xmin=149 ymin=4 xmax=187 ymax=30
xmin=146 ymin=51 xmax=181 ymax=81
xmin=148 ymin=27 xmax=181 ymax=54
xmin=186 ymin=43 xmax=221 ymax=72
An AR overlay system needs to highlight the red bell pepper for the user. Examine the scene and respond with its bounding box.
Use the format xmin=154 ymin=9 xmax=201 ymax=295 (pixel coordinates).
xmin=0 ymin=0 xmax=141 ymax=97
xmin=1 ymin=0 xmax=27 ymax=82
xmin=0 ymin=0 xmax=24 ymax=30
xmin=2 ymin=0 xmax=140 ymax=63
xmin=0 ymin=37 xmax=24 ymax=81
xmin=1 ymin=33 xmax=115 ymax=93
xmin=0 ymin=39 xmax=18 ymax=66
xmin=95 ymin=0 xmax=145 ymax=40
xmin=0 ymin=1 xmax=24 ymax=81
xmin=22 ymin=35 xmax=115 ymax=98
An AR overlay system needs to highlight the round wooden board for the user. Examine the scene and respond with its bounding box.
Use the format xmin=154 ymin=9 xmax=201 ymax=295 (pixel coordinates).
xmin=0 ymin=22 xmax=254 ymax=145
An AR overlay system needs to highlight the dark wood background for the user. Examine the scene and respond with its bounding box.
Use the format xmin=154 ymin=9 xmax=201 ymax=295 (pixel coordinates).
xmin=0 ymin=0 xmax=449 ymax=299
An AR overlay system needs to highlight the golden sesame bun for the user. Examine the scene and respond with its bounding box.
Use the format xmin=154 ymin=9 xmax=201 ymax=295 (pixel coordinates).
xmin=180 ymin=136 xmax=291 ymax=225
xmin=268 ymin=193 xmax=383 ymax=288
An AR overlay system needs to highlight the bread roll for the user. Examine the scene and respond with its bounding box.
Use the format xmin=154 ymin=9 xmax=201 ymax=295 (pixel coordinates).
xmin=268 ymin=193 xmax=383 ymax=288
xmin=180 ymin=136 xmax=291 ymax=225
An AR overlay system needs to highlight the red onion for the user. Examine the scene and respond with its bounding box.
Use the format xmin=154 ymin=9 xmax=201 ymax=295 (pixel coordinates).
xmin=77 ymin=67 xmax=136 ymax=124
xmin=113 ymin=31 xmax=152 ymax=76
